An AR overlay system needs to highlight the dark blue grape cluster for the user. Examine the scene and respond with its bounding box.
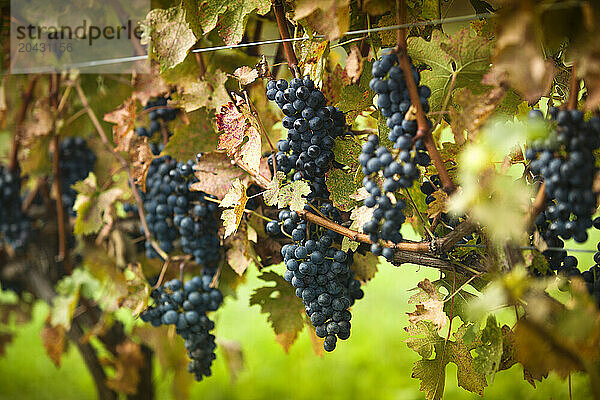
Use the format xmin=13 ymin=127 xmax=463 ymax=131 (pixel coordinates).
xmin=359 ymin=134 xmax=412 ymax=260
xmin=140 ymin=275 xmax=223 ymax=381
xmin=527 ymin=108 xmax=600 ymax=244
xmin=135 ymin=97 xmax=178 ymax=139
xmin=59 ymin=137 xmax=96 ymax=216
xmin=266 ymin=76 xmax=346 ymax=201
xmin=150 ymin=142 xmax=165 ymax=156
xmin=142 ymin=155 xmax=221 ymax=276
xmin=370 ymin=52 xmax=432 ymax=154
xmin=0 ymin=165 xmax=30 ymax=252
xmin=268 ymin=204 xmax=364 ymax=352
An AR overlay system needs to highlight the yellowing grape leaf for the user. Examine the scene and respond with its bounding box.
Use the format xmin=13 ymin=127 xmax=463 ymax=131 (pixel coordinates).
xmin=327 ymin=137 xmax=364 ymax=211
xmin=294 ymin=0 xmax=350 ymax=40
xmin=171 ymin=69 xmax=230 ymax=113
xmin=226 ymin=234 xmax=254 ymax=276
xmin=119 ymin=263 xmax=151 ymax=316
xmin=351 ymin=252 xmax=379 ymax=283
xmin=220 ymin=179 xmax=248 ymax=238
xmin=263 ymin=171 xmax=283 ymax=207
xmin=249 ymin=271 xmax=305 ymax=353
xmin=216 ymin=95 xmax=262 ymax=174
xmin=342 ymin=205 xmax=373 ymax=252
xmin=408 ymin=279 xmax=448 ymax=333
xmin=336 ymin=60 xmax=375 ymax=123
xmin=427 ymin=190 xmax=448 ymax=219
xmin=233 ymin=66 xmax=259 ymax=86
xmin=278 ymin=180 xmax=311 ymax=213
xmin=141 ymin=7 xmax=197 ymax=70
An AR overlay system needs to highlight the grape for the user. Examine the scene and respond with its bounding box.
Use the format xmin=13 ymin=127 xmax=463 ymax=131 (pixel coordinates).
xmin=267 ymin=203 xmax=364 ymax=352
xmin=527 ymin=108 xmax=600 ymax=246
xmin=140 ymin=155 xmax=221 ymax=277
xmin=266 ymin=76 xmax=347 ymax=201
xmin=140 ymin=276 xmax=222 ymax=381
xmin=0 ymin=165 xmax=30 ymax=252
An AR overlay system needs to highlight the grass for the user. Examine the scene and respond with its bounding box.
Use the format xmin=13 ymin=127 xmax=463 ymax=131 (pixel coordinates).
xmin=0 ymin=256 xmax=594 ymax=400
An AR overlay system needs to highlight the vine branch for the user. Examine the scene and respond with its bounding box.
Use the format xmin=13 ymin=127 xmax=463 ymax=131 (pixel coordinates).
xmin=394 ymin=0 xmax=456 ymax=194
xmin=9 ymin=75 xmax=38 ymax=171
xmin=74 ymin=81 xmax=167 ymax=260
xmin=272 ymin=0 xmax=299 ymax=78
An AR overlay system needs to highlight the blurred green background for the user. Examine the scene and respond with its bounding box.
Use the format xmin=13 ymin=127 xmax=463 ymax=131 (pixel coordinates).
xmin=0 ymin=225 xmax=597 ymax=400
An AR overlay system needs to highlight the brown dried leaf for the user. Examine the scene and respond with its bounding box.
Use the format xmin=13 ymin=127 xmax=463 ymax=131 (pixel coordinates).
xmin=294 ymin=0 xmax=350 ymax=40
xmin=450 ymin=87 xmax=507 ymax=144
xmin=41 ymin=320 xmax=66 ymax=367
xmin=191 ymin=152 xmax=249 ymax=199
xmin=106 ymin=341 xmax=144 ymax=395
xmin=132 ymin=70 xmax=169 ymax=105
xmin=427 ymin=191 xmax=448 ymax=220
xmin=218 ymin=339 xmax=245 ymax=382
xmin=408 ymin=279 xmax=448 ymax=333
xmin=233 ymin=66 xmax=259 ymax=86
xmin=344 ymin=45 xmax=364 ymax=84
xmin=226 ymin=232 xmax=253 ymax=276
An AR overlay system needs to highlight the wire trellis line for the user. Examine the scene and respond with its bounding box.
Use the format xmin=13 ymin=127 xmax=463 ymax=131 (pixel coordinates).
xmin=10 ymin=12 xmax=494 ymax=73
xmin=454 ymin=243 xmax=598 ymax=254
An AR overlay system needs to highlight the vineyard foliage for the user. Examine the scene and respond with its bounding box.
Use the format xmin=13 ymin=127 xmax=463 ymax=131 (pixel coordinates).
xmin=2 ymin=0 xmax=600 ymax=399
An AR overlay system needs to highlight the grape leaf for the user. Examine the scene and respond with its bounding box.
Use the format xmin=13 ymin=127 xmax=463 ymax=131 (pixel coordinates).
xmin=294 ymin=0 xmax=350 ymax=40
xmin=336 ymin=60 xmax=375 ymax=123
xmin=327 ymin=137 xmax=364 ymax=211
xmin=163 ymin=108 xmax=218 ymax=162
xmin=342 ymin=205 xmax=373 ymax=252
xmin=473 ymin=315 xmax=503 ymax=379
xmin=249 ymin=271 xmax=305 ymax=352
xmin=191 ymin=152 xmax=249 ymax=199
xmin=226 ymin=234 xmax=253 ymax=276
xmin=427 ymin=190 xmax=448 ymax=220
xmin=195 ymin=0 xmax=271 ymax=45
xmin=217 ymin=339 xmax=245 ymax=382
xmin=73 ymin=172 xmax=128 ymax=236
xmin=131 ymin=70 xmax=169 ymax=106
xmin=278 ymin=180 xmax=311 ymax=213
xmin=406 ymin=322 xmax=487 ymax=400
xmin=345 ymin=45 xmax=364 ymax=84
xmin=216 ymin=96 xmax=262 ymax=174
xmin=120 ymin=263 xmax=151 ymax=316
xmin=220 ymin=179 xmax=248 ymax=238
xmin=351 ymin=252 xmax=379 ymax=283
xmin=408 ymin=28 xmax=492 ymax=112
xmin=171 ymin=69 xmax=230 ymax=113
xmin=408 ymin=279 xmax=448 ymax=333
xmin=141 ymin=7 xmax=197 ymax=71
xmin=232 ymin=66 xmax=259 ymax=86
xmin=41 ymin=319 xmax=66 ymax=367
xmin=263 ymin=171 xmax=283 ymax=207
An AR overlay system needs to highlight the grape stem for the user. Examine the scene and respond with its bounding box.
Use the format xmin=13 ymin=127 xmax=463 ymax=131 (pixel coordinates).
xmin=49 ymin=74 xmax=70 ymax=271
xmin=74 ymin=80 xmax=168 ymax=261
xmin=394 ymin=0 xmax=457 ymax=194
xmin=524 ymin=182 xmax=546 ymax=231
xmin=9 ymin=75 xmax=39 ymax=172
xmin=271 ymin=0 xmax=299 ymax=78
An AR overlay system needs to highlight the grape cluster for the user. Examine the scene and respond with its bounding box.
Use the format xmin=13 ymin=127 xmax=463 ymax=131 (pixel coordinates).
xmin=140 ymin=276 xmax=223 ymax=381
xmin=58 ymin=137 xmax=96 ymax=216
xmin=267 ymin=204 xmax=364 ymax=351
xmin=135 ymin=97 xmax=178 ymax=139
xmin=142 ymin=155 xmax=221 ymax=276
xmin=0 ymin=166 xmax=30 ymax=251
xmin=527 ymin=108 xmax=600 ymax=243
xmin=370 ymin=52 xmax=432 ymax=156
xmin=266 ymin=76 xmax=346 ymax=201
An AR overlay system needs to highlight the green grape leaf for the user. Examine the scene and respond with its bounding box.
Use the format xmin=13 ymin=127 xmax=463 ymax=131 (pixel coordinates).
xmin=351 ymin=252 xmax=379 ymax=283
xmin=162 ymin=108 xmax=218 ymax=161
xmin=249 ymin=271 xmax=305 ymax=352
xmin=171 ymin=69 xmax=230 ymax=113
xmin=474 ymin=315 xmax=503 ymax=379
xmin=196 ymin=0 xmax=271 ymax=45
xmin=326 ymin=136 xmax=364 ymax=211
xmin=408 ymin=28 xmax=492 ymax=112
xmin=141 ymin=7 xmax=197 ymax=71
xmin=406 ymin=322 xmax=487 ymax=400
xmin=220 ymin=178 xmax=248 ymax=238
xmin=433 ymin=272 xmax=479 ymax=323
xmin=408 ymin=279 xmax=448 ymax=333
xmin=336 ymin=60 xmax=375 ymax=123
